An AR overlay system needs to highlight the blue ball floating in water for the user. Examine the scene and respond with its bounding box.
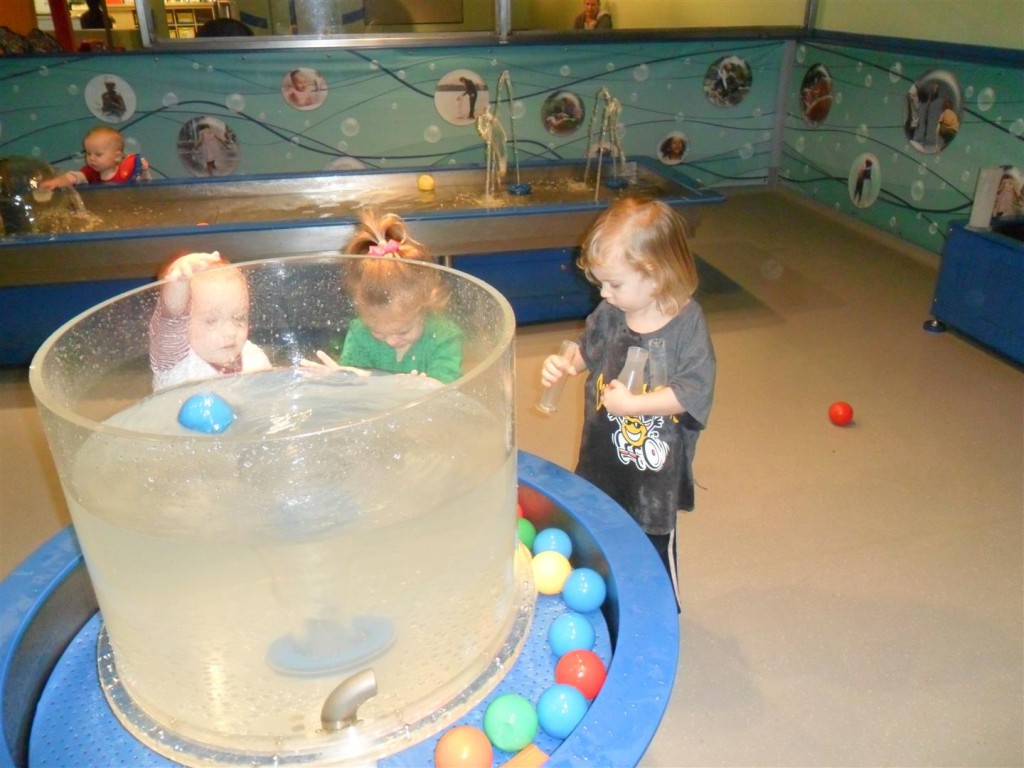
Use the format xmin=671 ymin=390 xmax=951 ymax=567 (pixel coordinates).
xmin=532 ymin=527 xmax=572 ymax=559
xmin=548 ymin=611 xmax=595 ymax=657
xmin=562 ymin=567 xmax=607 ymax=613
xmin=537 ymin=683 xmax=589 ymax=739
xmin=178 ymin=393 xmax=235 ymax=434
xmin=507 ymin=182 xmax=532 ymax=196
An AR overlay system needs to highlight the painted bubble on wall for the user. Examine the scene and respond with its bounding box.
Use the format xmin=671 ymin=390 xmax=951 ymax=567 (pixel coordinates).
xmin=904 ymin=69 xmax=962 ymax=154
xmin=799 ymin=64 xmax=833 ymax=127
xmin=177 ymin=116 xmax=240 ymax=177
xmin=703 ymin=56 xmax=752 ymax=108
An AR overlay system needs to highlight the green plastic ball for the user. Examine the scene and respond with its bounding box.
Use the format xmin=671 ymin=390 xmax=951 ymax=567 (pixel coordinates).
xmin=517 ymin=517 xmax=537 ymax=549
xmin=482 ymin=693 xmax=538 ymax=753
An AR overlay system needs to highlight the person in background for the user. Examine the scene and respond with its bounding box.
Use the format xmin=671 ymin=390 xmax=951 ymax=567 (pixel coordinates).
xmin=80 ymin=0 xmax=114 ymax=30
xmin=40 ymin=125 xmax=149 ymax=189
xmin=308 ymin=209 xmax=463 ymax=384
xmin=539 ymin=197 xmax=715 ymax=612
xmin=573 ymin=0 xmax=612 ymax=30
xmin=150 ymin=251 xmax=271 ymax=391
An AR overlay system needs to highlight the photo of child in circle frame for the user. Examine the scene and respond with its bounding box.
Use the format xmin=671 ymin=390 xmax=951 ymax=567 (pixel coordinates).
xmin=281 ymin=67 xmax=328 ymax=111
xmin=434 ymin=69 xmax=489 ymax=127
xmin=848 ymin=153 xmax=881 ymax=209
xmin=85 ymin=74 xmax=136 ymax=123
xmin=541 ymin=91 xmax=585 ymax=136
xmin=904 ymin=69 xmax=963 ymax=155
xmin=702 ymin=55 xmax=752 ymax=108
xmin=176 ymin=116 xmax=240 ymax=177
xmin=799 ymin=63 xmax=833 ymax=127
xmin=658 ymin=132 xmax=688 ymax=165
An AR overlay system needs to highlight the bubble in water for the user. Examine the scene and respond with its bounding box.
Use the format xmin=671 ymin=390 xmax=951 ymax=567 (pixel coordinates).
xmin=606 ymin=62 xmax=615 ymax=72
xmin=964 ymin=85 xmax=974 ymax=98
xmin=961 ymin=170 xmax=972 ymax=182
xmin=918 ymin=163 xmax=928 ymax=176
xmin=423 ymin=125 xmax=442 ymax=143
xmin=370 ymin=60 xmax=379 ymax=71
xmin=447 ymin=158 xmax=457 ymax=166
xmin=856 ymin=124 xmax=869 ymax=143
xmin=928 ymin=222 xmax=938 ymax=235
xmin=911 ymin=179 xmax=925 ymax=201
xmin=753 ymin=107 xmax=762 ymax=118
xmin=336 ymin=140 xmax=348 ymax=152
xmin=258 ymin=112 xmax=267 ymax=121
xmin=290 ymin=135 xmax=301 ymax=144
xmin=226 ymin=93 xmax=245 ymax=112
xmin=124 ymin=137 xmax=142 ymax=155
xmin=490 ymin=59 xmax=498 ymax=67
xmin=341 ymin=118 xmax=360 ymax=137
xmin=977 ymin=87 xmax=995 ymax=111
xmin=795 ymin=136 xmax=805 ymax=153
xmin=835 ymin=92 xmax=843 ymax=105
xmin=428 ymin=62 xmax=436 ymax=71
xmin=629 ymin=92 xmax=638 ymax=102
xmin=856 ymin=62 xmax=863 ymax=72
xmin=738 ymin=143 xmax=754 ymax=160
xmin=675 ymin=111 xmax=685 ymax=123
xmin=633 ymin=64 xmax=649 ymax=82
xmin=397 ymin=70 xmax=407 ymax=80
xmin=889 ymin=216 xmax=897 ymax=228
xmin=12 ymin=85 xmax=19 ymax=94
xmin=391 ymin=102 xmax=398 ymax=110
xmin=864 ymin=74 xmax=873 ymax=87
xmin=38 ymin=66 xmax=49 ymax=77
xmin=1010 ymin=119 xmax=1024 ymax=137
xmin=560 ymin=65 xmax=571 ymax=77
xmin=163 ymin=92 xmax=179 ymax=107
xmin=796 ymin=45 xmax=806 ymax=63
xmin=889 ymin=62 xmax=903 ymax=83
xmin=68 ymin=85 xmax=79 ymax=96
xmin=31 ymin=146 xmax=42 ymax=157
xmin=192 ymin=62 xmax=201 ymax=70
xmin=512 ymin=100 xmax=526 ymax=119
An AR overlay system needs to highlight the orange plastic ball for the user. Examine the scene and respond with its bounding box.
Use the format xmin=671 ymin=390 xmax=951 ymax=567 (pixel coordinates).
xmin=434 ymin=725 xmax=493 ymax=767
xmin=828 ymin=401 xmax=854 ymax=426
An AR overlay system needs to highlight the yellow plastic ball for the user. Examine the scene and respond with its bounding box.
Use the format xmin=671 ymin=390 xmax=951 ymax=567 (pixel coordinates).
xmin=532 ymin=550 xmax=572 ymax=595
xmin=417 ymin=174 xmax=435 ymax=192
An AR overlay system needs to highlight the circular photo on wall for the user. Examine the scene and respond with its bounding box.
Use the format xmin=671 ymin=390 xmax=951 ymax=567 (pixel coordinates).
xmin=848 ymin=153 xmax=881 ymax=209
xmin=85 ymin=74 xmax=137 ymax=123
xmin=657 ymin=132 xmax=688 ymax=165
xmin=541 ymin=91 xmax=584 ymax=136
xmin=281 ymin=68 xmax=328 ymax=111
xmin=703 ymin=56 xmax=752 ymax=108
xmin=800 ymin=64 xmax=833 ymax=127
xmin=904 ymin=69 xmax=962 ymax=154
xmin=177 ymin=116 xmax=240 ymax=177
xmin=435 ymin=69 xmax=489 ymax=126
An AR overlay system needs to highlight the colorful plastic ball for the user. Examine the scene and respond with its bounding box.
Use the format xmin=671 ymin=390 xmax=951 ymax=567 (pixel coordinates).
xmin=482 ymin=694 xmax=538 ymax=754
xmin=561 ymin=567 xmax=607 ymax=613
xmin=548 ymin=611 xmax=596 ymax=657
xmin=517 ymin=518 xmax=537 ymax=550
xmin=828 ymin=401 xmax=854 ymax=426
xmin=555 ymin=649 xmax=607 ymax=700
xmin=434 ymin=725 xmax=493 ymax=768
xmin=536 ymin=684 xmax=589 ymax=739
xmin=516 ymin=502 xmax=524 ymax=518
xmin=178 ymin=393 xmax=235 ymax=434
xmin=532 ymin=527 xmax=573 ymax=559
xmin=532 ymin=550 xmax=572 ymax=595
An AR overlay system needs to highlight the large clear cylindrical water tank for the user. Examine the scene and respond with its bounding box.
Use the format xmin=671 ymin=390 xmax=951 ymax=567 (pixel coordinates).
xmin=29 ymin=255 xmax=530 ymax=766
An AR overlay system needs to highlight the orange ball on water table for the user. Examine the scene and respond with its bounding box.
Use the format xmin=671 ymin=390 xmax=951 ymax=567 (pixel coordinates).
xmin=828 ymin=401 xmax=854 ymax=426
xmin=434 ymin=724 xmax=493 ymax=767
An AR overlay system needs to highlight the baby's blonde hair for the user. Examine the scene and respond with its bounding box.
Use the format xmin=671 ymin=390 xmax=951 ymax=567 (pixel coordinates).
xmin=578 ymin=196 xmax=698 ymax=316
xmin=343 ymin=209 xmax=448 ymax=313
xmin=83 ymin=125 xmax=124 ymax=152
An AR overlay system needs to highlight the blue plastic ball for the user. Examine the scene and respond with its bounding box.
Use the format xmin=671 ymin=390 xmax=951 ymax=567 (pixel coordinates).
xmin=537 ymin=684 xmax=589 ymax=739
xmin=178 ymin=393 xmax=235 ymax=434
xmin=532 ymin=527 xmax=572 ymax=559
xmin=548 ymin=611 xmax=595 ymax=657
xmin=561 ymin=567 xmax=607 ymax=613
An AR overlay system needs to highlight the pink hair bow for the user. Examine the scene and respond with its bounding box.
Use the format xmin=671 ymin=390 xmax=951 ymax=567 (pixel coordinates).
xmin=368 ymin=239 xmax=400 ymax=257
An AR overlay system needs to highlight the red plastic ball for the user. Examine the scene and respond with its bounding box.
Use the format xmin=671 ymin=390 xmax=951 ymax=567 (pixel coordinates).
xmin=828 ymin=401 xmax=854 ymax=426
xmin=434 ymin=725 xmax=493 ymax=767
xmin=554 ymin=649 xmax=607 ymax=700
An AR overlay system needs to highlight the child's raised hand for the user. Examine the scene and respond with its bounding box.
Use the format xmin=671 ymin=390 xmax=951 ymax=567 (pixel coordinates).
xmin=540 ymin=353 xmax=576 ymax=388
xmin=299 ymin=351 xmax=371 ymax=377
xmin=600 ymin=378 xmax=635 ymax=417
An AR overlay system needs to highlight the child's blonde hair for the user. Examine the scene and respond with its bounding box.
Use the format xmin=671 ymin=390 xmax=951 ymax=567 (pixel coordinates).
xmin=343 ymin=209 xmax=448 ymax=313
xmin=84 ymin=125 xmax=124 ymax=152
xmin=578 ymin=196 xmax=698 ymax=316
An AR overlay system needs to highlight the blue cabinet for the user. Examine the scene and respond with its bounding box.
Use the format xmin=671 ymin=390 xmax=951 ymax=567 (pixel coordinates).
xmin=930 ymin=220 xmax=1024 ymax=365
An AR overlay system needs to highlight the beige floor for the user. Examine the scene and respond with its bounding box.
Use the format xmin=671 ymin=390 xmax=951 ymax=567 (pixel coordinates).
xmin=2 ymin=189 xmax=1022 ymax=766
